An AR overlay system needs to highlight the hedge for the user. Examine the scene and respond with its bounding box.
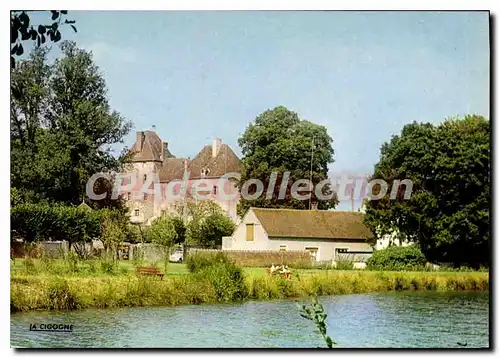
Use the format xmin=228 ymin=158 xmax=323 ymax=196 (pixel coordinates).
xmin=10 ymin=203 xmax=126 ymax=246
xmin=366 ymin=245 xmax=427 ymax=271
xmin=188 ymin=249 xmax=313 ymax=268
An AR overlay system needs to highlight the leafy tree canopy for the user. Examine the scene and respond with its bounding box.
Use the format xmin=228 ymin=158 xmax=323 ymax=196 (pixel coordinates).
xmin=149 ymin=216 xmax=177 ymax=248
xmin=363 ymin=115 xmax=490 ymax=267
xmin=170 ymin=216 xmax=187 ymax=245
xmin=186 ymin=201 xmax=235 ymax=248
xmin=11 ymin=42 xmax=132 ymax=209
xmin=237 ymin=106 xmax=338 ymax=216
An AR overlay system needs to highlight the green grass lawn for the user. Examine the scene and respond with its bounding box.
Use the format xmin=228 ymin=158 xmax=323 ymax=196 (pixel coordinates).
xmin=10 ymin=258 xmax=190 ymax=276
xmin=11 ymin=258 xmax=489 ymax=280
xmin=10 ymin=258 xmax=369 ymax=277
xmin=112 ymin=260 xmax=190 ymax=275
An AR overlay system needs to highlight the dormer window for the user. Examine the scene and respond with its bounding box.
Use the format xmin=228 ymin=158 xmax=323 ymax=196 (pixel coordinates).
xmin=201 ymin=168 xmax=210 ymax=178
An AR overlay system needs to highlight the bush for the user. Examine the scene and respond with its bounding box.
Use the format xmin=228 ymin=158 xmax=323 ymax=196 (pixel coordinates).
xmin=366 ymin=245 xmax=426 ymax=271
xmin=186 ymin=250 xmax=234 ymax=273
xmin=149 ymin=216 xmax=176 ymax=247
xmin=10 ymin=203 xmax=130 ymax=248
xmin=11 ymin=203 xmax=54 ymax=242
xmin=335 ymin=259 xmax=354 ymax=270
xmin=100 ymin=214 xmax=126 ymax=254
xmin=51 ymin=205 xmax=101 ymax=244
xmin=171 ymin=216 xmax=186 ymax=245
xmin=125 ymin=225 xmax=142 ymax=244
xmin=99 ymin=260 xmax=116 ymax=275
xmin=437 ymin=264 xmax=490 ymax=272
xmin=196 ymin=262 xmax=247 ymax=302
xmin=186 ymin=251 xmax=247 ymax=302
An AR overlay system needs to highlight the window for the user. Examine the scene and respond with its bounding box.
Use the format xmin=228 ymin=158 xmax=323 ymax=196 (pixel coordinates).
xmin=246 ymin=224 xmax=254 ymax=241
xmin=143 ymin=193 xmax=148 ymax=201
xmin=305 ymin=247 xmax=319 ymax=261
xmin=213 ymin=186 xmax=217 ymax=195
xmin=127 ymin=192 xmax=131 ymax=201
xmin=134 ymin=209 xmax=140 ymax=217
xmin=201 ymin=168 xmax=211 ymax=178
xmin=335 ymin=248 xmax=349 ymax=261
xmin=143 ymin=174 xmax=147 ymax=182
xmin=279 ymin=245 xmax=287 ymax=252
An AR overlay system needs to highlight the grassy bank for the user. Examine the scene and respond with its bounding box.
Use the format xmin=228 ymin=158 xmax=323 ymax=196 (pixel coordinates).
xmin=11 ymin=264 xmax=489 ymax=312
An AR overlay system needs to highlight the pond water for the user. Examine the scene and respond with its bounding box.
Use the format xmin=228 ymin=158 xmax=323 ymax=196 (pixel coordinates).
xmin=11 ymin=291 xmax=489 ymax=348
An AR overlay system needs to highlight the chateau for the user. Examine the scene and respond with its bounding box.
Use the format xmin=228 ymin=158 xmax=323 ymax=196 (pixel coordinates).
xmin=121 ymin=130 xmax=241 ymax=225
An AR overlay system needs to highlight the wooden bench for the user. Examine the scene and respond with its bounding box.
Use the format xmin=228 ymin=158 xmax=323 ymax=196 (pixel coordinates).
xmin=136 ymin=266 xmax=164 ymax=280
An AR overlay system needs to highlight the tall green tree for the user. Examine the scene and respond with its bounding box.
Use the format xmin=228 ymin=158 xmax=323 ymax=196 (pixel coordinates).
xmin=237 ymin=106 xmax=337 ymax=215
xmin=11 ymin=47 xmax=52 ymax=203
xmin=10 ymin=42 xmax=132 ymax=208
xmin=149 ymin=216 xmax=177 ymax=271
xmin=170 ymin=216 xmax=187 ymax=245
xmin=186 ymin=201 xmax=235 ymax=248
xmin=149 ymin=216 xmax=177 ymax=248
xmin=364 ymin=115 xmax=490 ymax=267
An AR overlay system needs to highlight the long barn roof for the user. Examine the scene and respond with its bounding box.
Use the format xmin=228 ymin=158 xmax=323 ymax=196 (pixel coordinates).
xmin=251 ymin=208 xmax=373 ymax=240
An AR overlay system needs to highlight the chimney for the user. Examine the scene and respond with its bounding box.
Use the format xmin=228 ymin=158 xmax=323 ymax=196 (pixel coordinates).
xmin=163 ymin=142 xmax=169 ymax=159
xmin=212 ymin=138 xmax=222 ymax=158
xmin=136 ymin=131 xmax=145 ymax=150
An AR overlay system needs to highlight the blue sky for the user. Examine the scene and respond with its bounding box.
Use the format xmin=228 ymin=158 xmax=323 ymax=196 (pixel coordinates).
xmin=29 ymin=11 xmax=489 ymax=209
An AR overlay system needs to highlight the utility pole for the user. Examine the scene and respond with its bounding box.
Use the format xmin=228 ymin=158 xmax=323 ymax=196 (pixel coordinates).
xmin=309 ymin=137 xmax=315 ymax=210
xmin=350 ymin=186 xmax=354 ymax=211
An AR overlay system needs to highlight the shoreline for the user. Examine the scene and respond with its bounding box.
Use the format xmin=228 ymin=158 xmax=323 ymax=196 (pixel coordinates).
xmin=11 ymin=270 xmax=489 ymax=313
